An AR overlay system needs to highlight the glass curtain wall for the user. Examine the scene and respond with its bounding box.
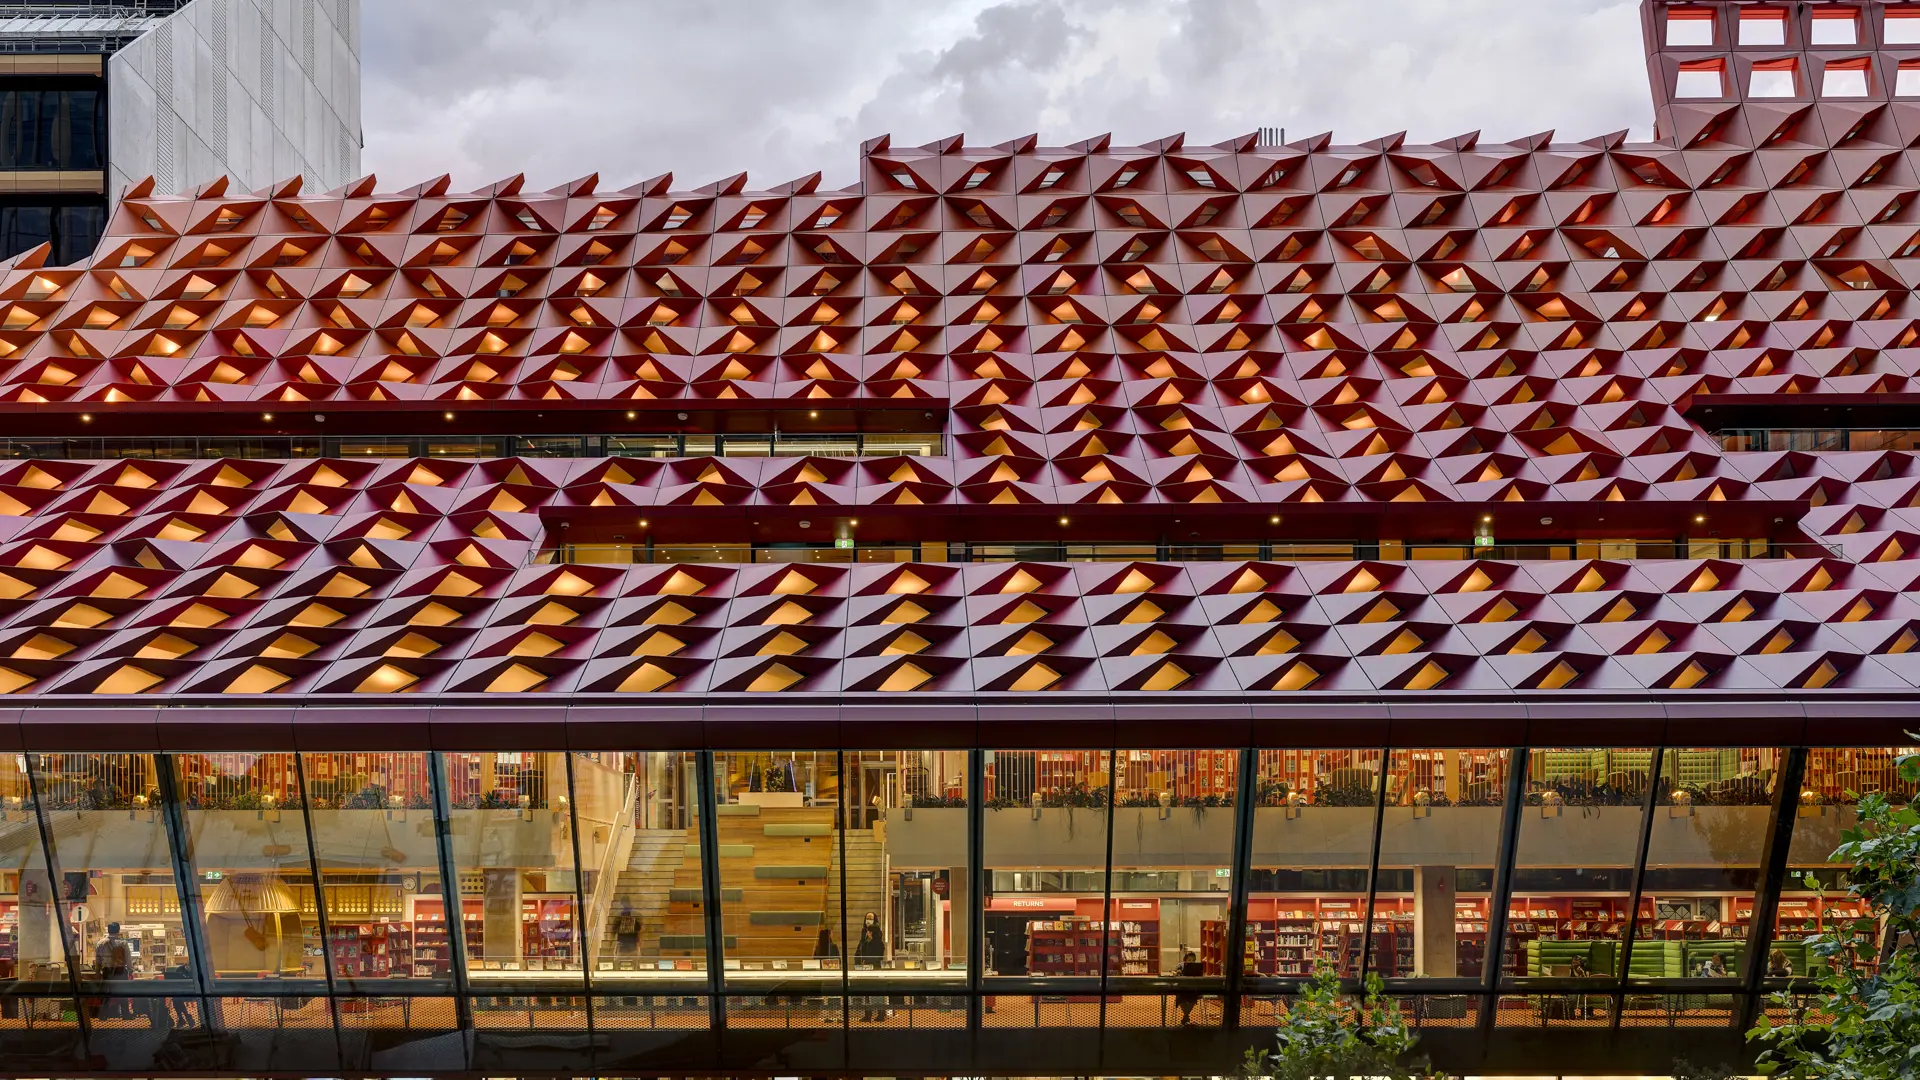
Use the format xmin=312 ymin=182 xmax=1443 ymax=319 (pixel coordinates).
xmin=1493 ymin=747 xmax=1654 ymax=1028
xmin=981 ymin=749 xmax=1110 ymax=1029
xmin=0 ymin=752 xmax=81 ymax=1048
xmin=171 ymin=752 xmax=331 ymax=1059
xmin=0 ymin=739 xmax=1908 ymax=1063
xmin=858 ymin=749 xmax=968 ymax=1027
xmin=1370 ymin=749 xmax=1511 ymax=1029
xmin=1243 ymin=749 xmax=1384 ymax=986
xmin=1766 ymin=745 xmax=1920 ymax=1019
xmin=442 ymin=751 xmax=587 ymax=1031
xmin=1106 ymin=750 xmax=1237 ymax=1028
xmin=1623 ymin=746 xmax=1782 ymax=1031
xmin=708 ymin=750 xmax=844 ymax=1028
xmin=583 ymin=750 xmax=709 ymax=1035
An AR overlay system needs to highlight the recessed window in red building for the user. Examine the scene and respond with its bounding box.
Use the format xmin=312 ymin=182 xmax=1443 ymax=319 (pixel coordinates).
xmin=1749 ymin=58 xmax=1799 ymax=98
xmin=1674 ymin=59 xmax=1728 ymax=98
xmin=1738 ymin=7 xmax=1787 ymax=46
xmin=1665 ymin=8 xmax=1715 ymax=46
xmin=1899 ymin=59 xmax=1920 ymax=96
xmin=1822 ymin=58 xmax=1871 ymax=97
xmin=1810 ymin=7 xmax=1860 ymax=45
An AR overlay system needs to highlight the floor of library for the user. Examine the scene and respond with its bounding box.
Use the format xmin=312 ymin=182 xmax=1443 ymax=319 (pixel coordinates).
xmin=0 ymin=998 xmax=1808 ymax=1033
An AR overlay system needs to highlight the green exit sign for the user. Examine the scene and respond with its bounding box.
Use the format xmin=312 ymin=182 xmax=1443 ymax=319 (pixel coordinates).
xmin=834 ymin=537 xmax=854 ymax=549
xmin=1473 ymin=535 xmax=1494 ymax=548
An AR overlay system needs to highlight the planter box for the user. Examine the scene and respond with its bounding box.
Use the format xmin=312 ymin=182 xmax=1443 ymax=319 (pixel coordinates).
xmin=1108 ymin=806 xmax=1234 ymax=866
xmin=982 ymin=807 xmax=1109 ymax=868
xmin=1250 ymin=807 xmax=1376 ymax=868
xmin=882 ymin=808 xmax=966 ymax=869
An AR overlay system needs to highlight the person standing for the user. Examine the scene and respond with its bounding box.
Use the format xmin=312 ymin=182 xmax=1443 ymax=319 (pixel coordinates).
xmin=854 ymin=911 xmax=886 ymax=1021
xmin=93 ymin=922 xmax=131 ymax=1019
xmin=813 ymin=926 xmax=842 ymax=1021
xmin=614 ymin=899 xmax=640 ymax=957
xmin=813 ymin=926 xmax=841 ymax=965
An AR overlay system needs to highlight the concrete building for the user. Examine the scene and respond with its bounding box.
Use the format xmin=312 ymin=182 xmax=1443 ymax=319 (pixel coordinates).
xmin=0 ymin=0 xmax=359 ymax=264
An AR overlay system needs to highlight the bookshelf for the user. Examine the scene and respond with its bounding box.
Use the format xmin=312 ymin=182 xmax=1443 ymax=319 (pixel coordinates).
xmin=1025 ymin=902 xmax=1160 ymax=977
xmin=1026 ymin=917 xmax=1106 ymax=977
xmin=1210 ymin=897 xmax=1461 ymax=978
xmin=1501 ymin=896 xmax=1629 ymax=976
xmin=520 ymin=896 xmax=577 ymax=970
xmin=1455 ymin=898 xmax=1488 ymax=978
xmin=0 ymin=901 xmax=14 ymax=979
xmin=328 ymin=921 xmax=409 ymax=979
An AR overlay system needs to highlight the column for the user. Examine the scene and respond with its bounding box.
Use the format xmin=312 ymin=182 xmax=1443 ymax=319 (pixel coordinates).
xmin=1414 ymin=865 xmax=1457 ymax=977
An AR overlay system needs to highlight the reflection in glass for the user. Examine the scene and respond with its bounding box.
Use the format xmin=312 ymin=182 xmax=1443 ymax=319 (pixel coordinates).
xmin=28 ymin=753 xmax=193 ymax=1004
xmin=441 ymin=752 xmax=583 ymax=993
xmin=0 ymin=753 xmax=66 ymax=990
xmin=1374 ymin=750 xmax=1510 ymax=981
xmin=1243 ymin=750 xmax=1382 ymax=978
xmin=707 ymin=751 xmax=842 ymax=1004
xmin=584 ymin=751 xmax=708 ymax=989
xmin=298 ymin=752 xmax=446 ymax=991
xmin=982 ymin=749 xmax=1110 ymax=1014
xmin=1110 ymin=750 xmax=1235 ymax=989
xmin=1774 ymin=746 xmax=1919 ymax=980
xmin=863 ymin=750 xmax=969 ymax=992
xmin=1631 ymin=747 xmax=1781 ymax=983
xmin=172 ymin=753 xmax=325 ymax=999
xmin=1504 ymin=749 xmax=1653 ymax=983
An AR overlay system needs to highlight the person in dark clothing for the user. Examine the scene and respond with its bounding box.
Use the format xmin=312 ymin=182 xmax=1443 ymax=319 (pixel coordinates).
xmin=1768 ymin=949 xmax=1794 ymax=978
xmin=92 ymin=922 xmax=131 ymax=1020
xmin=162 ymin=965 xmax=196 ymax=1028
xmin=854 ymin=911 xmax=886 ymax=1022
xmin=1174 ymin=950 xmax=1204 ymax=1025
xmin=613 ymin=899 xmax=639 ymax=956
xmin=813 ymin=926 xmax=840 ymax=964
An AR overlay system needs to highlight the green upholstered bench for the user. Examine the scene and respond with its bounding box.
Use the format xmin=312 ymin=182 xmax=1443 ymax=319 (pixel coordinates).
xmin=1627 ymin=940 xmax=1684 ymax=979
xmin=1526 ymin=938 xmax=1617 ymax=976
xmin=1762 ymin=940 xmax=1822 ymax=977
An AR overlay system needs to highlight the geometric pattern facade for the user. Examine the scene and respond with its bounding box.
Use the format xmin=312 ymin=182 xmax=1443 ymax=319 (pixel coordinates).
xmin=4 ymin=0 xmax=1920 ymax=702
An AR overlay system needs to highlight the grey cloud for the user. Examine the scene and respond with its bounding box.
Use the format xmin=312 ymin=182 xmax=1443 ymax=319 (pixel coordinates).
xmin=361 ymin=0 xmax=1651 ymax=194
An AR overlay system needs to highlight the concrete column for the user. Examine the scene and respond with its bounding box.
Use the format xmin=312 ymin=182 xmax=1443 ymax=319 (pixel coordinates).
xmin=1413 ymin=865 xmax=1457 ymax=977
xmin=482 ymin=869 xmax=520 ymax=967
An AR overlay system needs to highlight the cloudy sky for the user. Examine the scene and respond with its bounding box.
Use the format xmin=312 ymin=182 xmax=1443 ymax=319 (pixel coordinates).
xmin=361 ymin=0 xmax=1655 ymax=193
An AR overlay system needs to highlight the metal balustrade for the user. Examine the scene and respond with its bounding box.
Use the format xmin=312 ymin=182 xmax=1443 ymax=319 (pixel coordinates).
xmin=0 ymin=431 xmax=945 ymax=461
xmin=532 ymin=538 xmax=1837 ymax=566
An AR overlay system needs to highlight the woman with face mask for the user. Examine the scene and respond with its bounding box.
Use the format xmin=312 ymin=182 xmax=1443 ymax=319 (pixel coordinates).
xmin=854 ymin=911 xmax=887 ymax=1021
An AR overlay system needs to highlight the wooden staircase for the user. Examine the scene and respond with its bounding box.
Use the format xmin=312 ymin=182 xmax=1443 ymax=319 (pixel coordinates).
xmin=596 ymin=828 xmax=686 ymax=963
xmin=829 ymin=828 xmax=887 ymax=946
xmin=648 ymin=805 xmax=889 ymax=964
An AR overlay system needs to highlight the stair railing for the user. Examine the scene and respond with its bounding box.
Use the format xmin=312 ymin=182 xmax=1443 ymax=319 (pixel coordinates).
xmin=584 ymin=770 xmax=639 ymax=961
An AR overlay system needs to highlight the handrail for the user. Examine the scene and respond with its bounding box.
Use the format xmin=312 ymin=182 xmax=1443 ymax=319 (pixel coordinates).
xmin=583 ymin=771 xmax=639 ymax=966
xmin=532 ymin=538 xmax=1842 ymax=566
xmin=1716 ymin=427 xmax=1920 ymax=453
xmin=0 ymin=431 xmax=944 ymax=462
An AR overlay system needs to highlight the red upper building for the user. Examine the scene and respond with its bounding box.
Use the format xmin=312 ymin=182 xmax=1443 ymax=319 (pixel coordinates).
xmin=0 ymin=6 xmax=1912 ymax=1077
xmin=0 ymin=3 xmax=1918 ymax=719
